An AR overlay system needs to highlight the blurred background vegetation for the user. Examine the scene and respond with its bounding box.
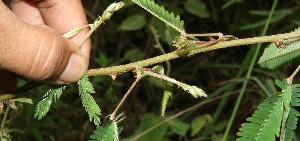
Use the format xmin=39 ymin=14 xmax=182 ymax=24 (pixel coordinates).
xmin=5 ymin=0 xmax=300 ymax=140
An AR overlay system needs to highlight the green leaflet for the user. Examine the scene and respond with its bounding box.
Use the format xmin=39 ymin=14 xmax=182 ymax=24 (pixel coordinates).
xmin=284 ymin=108 xmax=300 ymax=141
xmin=178 ymin=83 xmax=207 ymax=98
xmin=78 ymin=75 xmax=101 ymax=126
xmin=63 ymin=25 xmax=88 ymax=39
xmin=237 ymin=93 xmax=283 ymax=140
xmin=161 ymin=82 xmax=173 ymax=116
xmin=237 ymin=79 xmax=300 ymax=141
xmin=34 ymin=76 xmax=101 ymax=125
xmin=284 ymin=84 xmax=300 ymax=141
xmin=142 ymin=70 xmax=207 ymax=98
xmin=131 ymin=0 xmax=185 ymax=35
xmin=258 ymin=27 xmax=300 ymax=69
xmin=280 ymin=83 xmax=293 ymax=140
xmin=34 ymin=86 xmax=65 ymax=120
xmin=90 ymin=121 xmax=119 ymax=141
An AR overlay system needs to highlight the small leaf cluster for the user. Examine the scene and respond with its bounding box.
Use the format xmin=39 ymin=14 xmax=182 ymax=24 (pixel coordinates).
xmin=34 ymin=75 xmax=101 ymax=126
xmin=78 ymin=75 xmax=101 ymax=125
xmin=34 ymin=86 xmax=65 ymax=119
xmin=90 ymin=121 xmax=119 ymax=141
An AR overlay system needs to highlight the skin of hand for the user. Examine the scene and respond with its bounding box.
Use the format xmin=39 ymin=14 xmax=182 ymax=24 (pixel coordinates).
xmin=0 ymin=0 xmax=91 ymax=93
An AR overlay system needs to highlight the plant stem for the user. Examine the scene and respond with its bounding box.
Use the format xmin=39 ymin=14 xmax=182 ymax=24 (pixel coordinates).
xmin=110 ymin=71 xmax=141 ymax=121
xmin=86 ymin=31 xmax=300 ymax=76
xmin=0 ymin=104 xmax=10 ymax=137
xmin=13 ymin=23 xmax=300 ymax=94
xmin=287 ymin=65 xmax=300 ymax=85
xmin=150 ymin=26 xmax=171 ymax=75
xmin=222 ymin=0 xmax=278 ymax=140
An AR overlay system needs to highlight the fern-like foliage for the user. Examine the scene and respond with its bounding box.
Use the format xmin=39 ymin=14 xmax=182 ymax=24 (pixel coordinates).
xmin=258 ymin=27 xmax=300 ymax=69
xmin=90 ymin=121 xmax=119 ymax=141
xmin=283 ymin=84 xmax=300 ymax=141
xmin=161 ymin=82 xmax=173 ymax=116
xmin=278 ymin=80 xmax=292 ymax=141
xmin=237 ymin=93 xmax=284 ymax=140
xmin=131 ymin=0 xmax=185 ymax=35
xmin=34 ymin=85 xmax=65 ymax=119
xmin=78 ymin=75 xmax=101 ymax=125
xmin=284 ymin=107 xmax=300 ymax=141
xmin=237 ymin=80 xmax=300 ymax=141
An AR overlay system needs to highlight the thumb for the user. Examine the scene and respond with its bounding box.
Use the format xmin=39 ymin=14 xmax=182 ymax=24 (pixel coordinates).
xmin=0 ymin=4 xmax=86 ymax=83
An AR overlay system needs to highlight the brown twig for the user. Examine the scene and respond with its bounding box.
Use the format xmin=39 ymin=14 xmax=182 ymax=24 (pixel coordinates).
xmin=110 ymin=71 xmax=142 ymax=121
xmin=287 ymin=65 xmax=300 ymax=85
xmin=86 ymin=31 xmax=300 ymax=76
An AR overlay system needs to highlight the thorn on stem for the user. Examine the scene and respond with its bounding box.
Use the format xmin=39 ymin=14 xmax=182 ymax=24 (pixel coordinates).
xmin=274 ymin=39 xmax=285 ymax=48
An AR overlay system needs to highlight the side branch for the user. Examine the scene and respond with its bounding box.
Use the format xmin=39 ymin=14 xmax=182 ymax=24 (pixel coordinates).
xmin=86 ymin=31 xmax=300 ymax=76
xmin=110 ymin=71 xmax=141 ymax=121
xmin=287 ymin=65 xmax=300 ymax=85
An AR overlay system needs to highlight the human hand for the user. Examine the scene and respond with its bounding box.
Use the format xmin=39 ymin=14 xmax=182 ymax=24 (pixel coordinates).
xmin=0 ymin=0 xmax=91 ymax=93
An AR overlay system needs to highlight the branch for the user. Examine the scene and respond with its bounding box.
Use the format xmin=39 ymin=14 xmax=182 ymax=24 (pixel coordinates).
xmin=0 ymin=104 xmax=10 ymax=137
xmin=12 ymin=31 xmax=300 ymax=94
xmin=86 ymin=31 xmax=300 ymax=76
xmin=287 ymin=65 xmax=300 ymax=85
xmin=110 ymin=71 xmax=142 ymax=121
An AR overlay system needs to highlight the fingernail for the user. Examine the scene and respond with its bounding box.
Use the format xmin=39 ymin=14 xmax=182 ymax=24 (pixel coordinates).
xmin=58 ymin=53 xmax=86 ymax=83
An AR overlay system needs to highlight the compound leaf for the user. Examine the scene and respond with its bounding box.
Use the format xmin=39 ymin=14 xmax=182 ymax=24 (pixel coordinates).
xmin=34 ymin=86 xmax=65 ymax=120
xmin=161 ymin=82 xmax=173 ymax=116
xmin=78 ymin=75 xmax=101 ymax=125
xmin=90 ymin=121 xmax=119 ymax=141
xmin=132 ymin=0 xmax=185 ymax=34
xmin=237 ymin=93 xmax=284 ymax=140
xmin=283 ymin=84 xmax=300 ymax=141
